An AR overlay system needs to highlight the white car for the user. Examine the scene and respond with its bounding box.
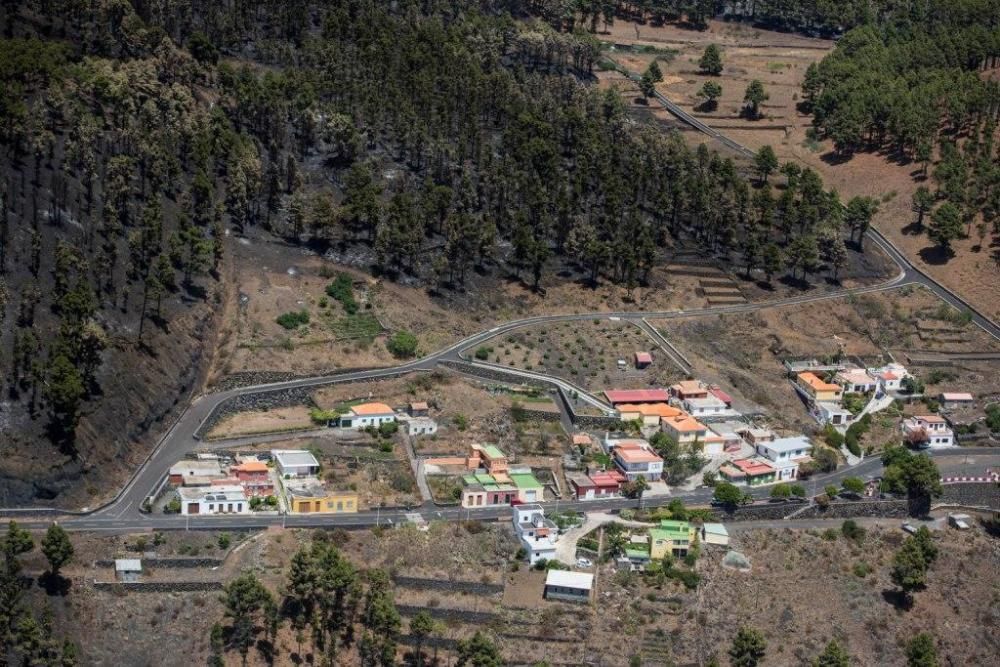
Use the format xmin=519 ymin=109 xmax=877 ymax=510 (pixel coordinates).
xmin=576 ymin=558 xmax=593 ymax=568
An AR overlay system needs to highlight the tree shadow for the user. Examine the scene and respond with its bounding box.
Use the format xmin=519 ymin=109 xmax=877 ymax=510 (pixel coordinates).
xmin=38 ymin=572 xmax=71 ymax=596
xmin=881 ymin=588 xmax=913 ymax=611
xmin=820 ymin=150 xmax=853 ymax=166
xmin=917 ymin=245 xmax=953 ymax=266
xmin=778 ymin=274 xmax=810 ymax=291
xmin=900 ymin=221 xmax=923 ymax=236
xmin=695 ymin=100 xmax=719 ymax=113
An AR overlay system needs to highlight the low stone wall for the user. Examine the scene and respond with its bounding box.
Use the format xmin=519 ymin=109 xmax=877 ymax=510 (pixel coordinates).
xmin=93 ymin=581 xmax=223 ymax=593
xmin=396 ymin=604 xmax=496 ymax=624
xmin=940 ymin=482 xmax=1000 ymax=509
xmin=517 ymin=407 xmax=562 ymax=423
xmin=792 ymin=499 xmax=909 ymax=520
xmin=392 ymin=575 xmax=504 ymax=595
xmin=573 ymin=414 xmax=623 ymax=429
xmin=439 ymin=361 xmax=555 ymax=392
xmin=709 ymin=499 xmax=909 ymax=522
xmin=94 ymin=557 xmax=225 ymax=569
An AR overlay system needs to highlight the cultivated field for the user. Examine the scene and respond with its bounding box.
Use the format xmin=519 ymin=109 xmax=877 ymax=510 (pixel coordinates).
xmin=475 ymin=319 xmax=687 ymax=394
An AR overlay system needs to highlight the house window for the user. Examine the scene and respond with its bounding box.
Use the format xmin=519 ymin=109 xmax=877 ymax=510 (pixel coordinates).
xmin=337 ymin=501 xmax=343 ymax=511
xmin=208 ymin=504 xmax=214 ymax=511
xmin=228 ymin=503 xmax=233 ymax=512
xmin=346 ymin=501 xmax=353 ymax=509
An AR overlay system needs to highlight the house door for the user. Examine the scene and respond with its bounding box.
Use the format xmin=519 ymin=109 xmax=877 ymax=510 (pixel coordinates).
xmin=188 ymin=503 xmax=200 ymax=515
xmin=300 ymin=502 xmax=310 ymax=513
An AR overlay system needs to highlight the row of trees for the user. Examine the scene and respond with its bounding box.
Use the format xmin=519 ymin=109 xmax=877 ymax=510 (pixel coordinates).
xmin=0 ymin=522 xmax=77 ymax=664
xmin=722 ymin=626 xmax=939 ymax=667
xmin=218 ymin=535 xmax=503 ymax=666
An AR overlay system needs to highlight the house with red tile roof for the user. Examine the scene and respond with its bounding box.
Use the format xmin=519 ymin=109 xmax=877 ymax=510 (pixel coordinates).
xmin=612 ymin=442 xmax=664 ymax=482
xmin=604 ymin=389 xmax=670 ymax=405
xmin=719 ymin=458 xmax=776 ymax=486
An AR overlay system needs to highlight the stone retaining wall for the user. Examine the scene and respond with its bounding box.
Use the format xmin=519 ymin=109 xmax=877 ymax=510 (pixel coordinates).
xmin=94 ymin=558 xmax=225 ymax=569
xmin=396 ymin=604 xmax=496 ymax=624
xmin=573 ymin=414 xmax=624 ymax=429
xmin=940 ymin=482 xmax=1000 ymax=509
xmin=392 ymin=575 xmax=504 ymax=595
xmin=93 ymin=581 xmax=223 ymax=592
xmin=792 ymin=499 xmax=909 ymax=520
xmin=710 ymin=499 xmax=909 ymax=522
xmin=517 ymin=407 xmax=562 ymax=423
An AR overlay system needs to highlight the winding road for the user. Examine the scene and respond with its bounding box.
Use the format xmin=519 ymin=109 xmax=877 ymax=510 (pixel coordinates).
xmin=9 ymin=69 xmax=1000 ymax=534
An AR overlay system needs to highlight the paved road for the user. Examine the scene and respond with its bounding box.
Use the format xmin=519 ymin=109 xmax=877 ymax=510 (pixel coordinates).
xmin=8 ymin=64 xmax=999 ymax=534
xmin=19 ymin=449 xmax=999 ymax=534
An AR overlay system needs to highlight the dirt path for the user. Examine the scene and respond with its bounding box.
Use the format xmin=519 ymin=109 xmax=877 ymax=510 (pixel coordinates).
xmin=554 ymin=511 xmax=653 ymax=563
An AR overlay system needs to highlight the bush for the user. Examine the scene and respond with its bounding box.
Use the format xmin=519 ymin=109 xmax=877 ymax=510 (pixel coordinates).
xmin=822 ymin=424 xmax=845 ymax=448
xmin=841 ymin=477 xmax=865 ymax=494
xmin=824 ymin=484 xmax=839 ymax=498
xmin=325 ymin=273 xmax=359 ymax=314
xmin=822 ymin=528 xmax=839 ymax=541
xmin=378 ymin=440 xmax=393 ymax=453
xmin=770 ymin=483 xmax=791 ymax=498
xmin=386 ymin=331 xmax=418 ymax=358
xmin=853 ymin=562 xmax=872 ymax=577
xmin=452 ymin=414 xmax=468 ymax=431
xmin=164 ymin=497 xmax=181 ymax=514
xmin=789 ymin=484 xmax=806 ymax=497
xmin=702 ymin=472 xmax=717 ymax=487
xmin=378 ymin=421 xmax=398 ymax=438
xmin=474 ymin=346 xmax=492 ymax=360
xmin=713 ymin=482 xmax=744 ymax=507
xmin=217 ymin=533 xmax=231 ymax=549
xmin=265 ymin=495 xmax=278 ymax=506
xmin=841 ymin=520 xmax=866 ymax=542
xmin=276 ymin=310 xmax=310 ymax=329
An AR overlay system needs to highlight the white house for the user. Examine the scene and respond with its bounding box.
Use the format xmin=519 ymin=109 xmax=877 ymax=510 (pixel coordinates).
xmin=398 ymin=414 xmax=438 ymax=436
xmin=273 ymin=450 xmax=320 ymax=478
xmin=700 ymin=523 xmax=730 ymax=547
xmin=835 ymin=368 xmax=877 ymax=393
xmin=543 ymin=570 xmax=593 ymax=603
xmin=178 ymin=485 xmax=249 ymax=515
xmin=513 ymin=505 xmax=558 ymax=565
xmin=901 ymin=415 xmax=954 ymax=448
xmin=813 ymin=401 xmax=855 ymax=427
xmin=755 ymin=436 xmax=813 ymax=481
xmin=611 ymin=442 xmax=664 ymax=482
xmin=336 ymin=402 xmax=397 ymax=430
xmin=938 ymin=393 xmax=974 ymax=409
xmin=682 ymin=395 xmax=728 ymax=417
xmin=868 ymin=363 xmax=909 ymax=392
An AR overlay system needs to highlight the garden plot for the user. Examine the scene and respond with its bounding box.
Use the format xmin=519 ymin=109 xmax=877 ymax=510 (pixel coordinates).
xmin=474 ymin=320 xmax=685 ymax=393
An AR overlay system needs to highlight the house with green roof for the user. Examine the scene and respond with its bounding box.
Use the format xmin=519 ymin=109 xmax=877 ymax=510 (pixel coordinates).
xmin=510 ymin=472 xmax=543 ymax=503
xmin=650 ymin=520 xmax=694 ymax=559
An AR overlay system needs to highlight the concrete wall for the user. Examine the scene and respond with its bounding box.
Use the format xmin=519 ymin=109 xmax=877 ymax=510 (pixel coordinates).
xmin=710 ymin=499 xmax=909 ymax=522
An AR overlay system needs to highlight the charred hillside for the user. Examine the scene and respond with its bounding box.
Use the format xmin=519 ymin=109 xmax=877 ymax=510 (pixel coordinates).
xmin=0 ymin=1 xmax=885 ymax=505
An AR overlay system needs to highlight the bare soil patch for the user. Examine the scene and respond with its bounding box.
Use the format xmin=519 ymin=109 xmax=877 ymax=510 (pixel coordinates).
xmin=206 ymin=405 xmax=314 ymax=439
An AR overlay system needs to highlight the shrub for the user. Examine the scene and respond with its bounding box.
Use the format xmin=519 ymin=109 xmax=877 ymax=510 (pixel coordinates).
xmin=852 ymin=562 xmax=872 ymax=577
xmin=164 ymin=497 xmax=181 ymax=514
xmin=474 ymin=346 xmax=491 ymax=360
xmin=789 ymin=484 xmax=806 ymax=497
xmin=378 ymin=440 xmax=393 ymax=453
xmin=841 ymin=520 xmax=866 ymax=542
xmin=841 ymin=477 xmax=865 ymax=494
xmin=217 ymin=533 xmax=231 ymax=549
xmin=378 ymin=421 xmax=398 ymax=438
xmin=452 ymin=414 xmax=468 ymax=431
xmin=824 ymin=484 xmax=839 ymax=498
xmin=770 ymin=483 xmax=791 ymax=498
xmin=386 ymin=330 xmax=418 ymax=358
xmin=822 ymin=528 xmax=839 ymax=541
xmin=325 ymin=273 xmax=359 ymax=314
xmin=276 ymin=310 xmax=309 ymax=329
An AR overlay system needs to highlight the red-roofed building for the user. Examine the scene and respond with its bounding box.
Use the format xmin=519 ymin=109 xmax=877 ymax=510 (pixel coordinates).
xmin=604 ymin=389 xmax=670 ymax=405
xmin=709 ymin=387 xmax=733 ymax=408
xmin=587 ymin=470 xmax=627 ymax=497
xmin=719 ymin=458 xmax=776 ymax=486
xmin=634 ymin=352 xmax=653 ymax=368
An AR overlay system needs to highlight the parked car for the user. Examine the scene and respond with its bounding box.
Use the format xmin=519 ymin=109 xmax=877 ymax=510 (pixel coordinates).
xmin=576 ymin=558 xmax=593 ymax=568
xmin=901 ymin=522 xmax=918 ymax=535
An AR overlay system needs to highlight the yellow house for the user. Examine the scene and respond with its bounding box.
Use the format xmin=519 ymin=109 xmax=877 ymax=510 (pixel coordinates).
xmin=286 ymin=486 xmax=358 ymax=514
xmin=796 ymin=372 xmax=843 ymax=402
